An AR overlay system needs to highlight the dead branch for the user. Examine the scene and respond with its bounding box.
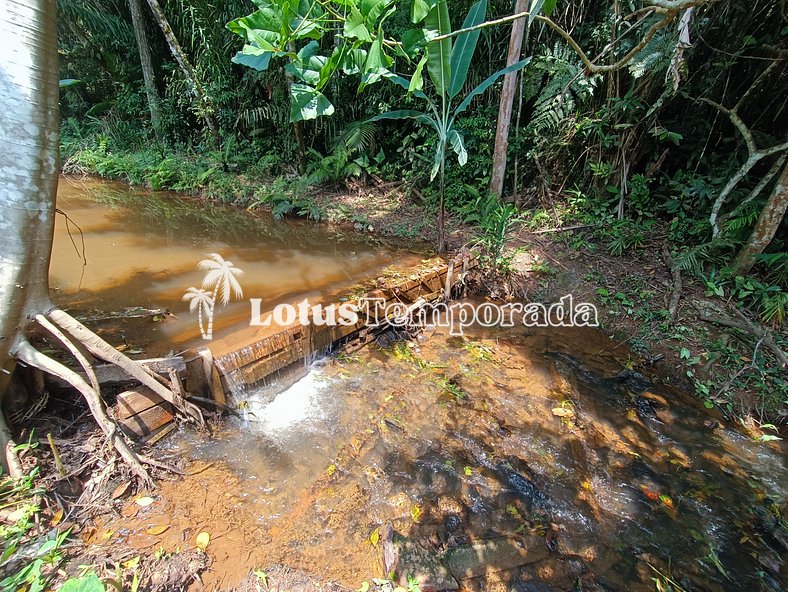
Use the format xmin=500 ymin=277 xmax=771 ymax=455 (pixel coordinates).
xmin=533 ymin=223 xmax=597 ymax=235
xmin=699 ymin=95 xmax=788 ymax=237
xmin=661 ymin=245 xmax=683 ymax=322
xmin=13 ymin=339 xmax=152 ymax=486
xmin=46 ymin=308 xmax=204 ymax=425
xmin=691 ymin=299 xmax=788 ymax=368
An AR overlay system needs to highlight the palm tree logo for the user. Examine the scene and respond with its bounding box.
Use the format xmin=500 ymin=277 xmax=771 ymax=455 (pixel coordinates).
xmin=182 ymin=253 xmax=244 ymax=340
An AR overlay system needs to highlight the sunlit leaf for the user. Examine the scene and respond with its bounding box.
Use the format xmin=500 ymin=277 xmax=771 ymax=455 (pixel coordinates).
xmin=448 ymin=0 xmax=487 ymax=98
xmin=147 ymin=524 xmax=171 ymax=535
xmin=290 ymin=84 xmax=335 ymax=122
xmin=196 ymin=531 xmax=210 ymax=551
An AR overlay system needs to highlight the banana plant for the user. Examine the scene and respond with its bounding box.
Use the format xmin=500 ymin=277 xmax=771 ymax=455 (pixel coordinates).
xmin=370 ymin=0 xmax=530 ymax=252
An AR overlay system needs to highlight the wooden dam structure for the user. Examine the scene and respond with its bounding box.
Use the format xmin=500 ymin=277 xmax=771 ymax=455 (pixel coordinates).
xmin=102 ymin=255 xmax=475 ymax=440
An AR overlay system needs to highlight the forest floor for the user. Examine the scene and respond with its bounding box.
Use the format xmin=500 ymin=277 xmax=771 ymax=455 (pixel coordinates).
xmin=305 ymin=179 xmax=786 ymax=424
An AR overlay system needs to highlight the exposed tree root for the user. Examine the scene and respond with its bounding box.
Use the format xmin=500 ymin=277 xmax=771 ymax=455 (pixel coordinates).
xmin=46 ymin=308 xmax=204 ymax=425
xmin=0 ymin=410 xmax=23 ymax=479
xmin=13 ymin=339 xmax=153 ymax=486
xmin=0 ymin=359 xmax=24 ymax=478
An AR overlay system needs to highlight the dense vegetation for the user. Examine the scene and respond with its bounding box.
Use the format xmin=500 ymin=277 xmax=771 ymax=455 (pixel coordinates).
xmin=58 ymin=0 xmax=786 ymax=416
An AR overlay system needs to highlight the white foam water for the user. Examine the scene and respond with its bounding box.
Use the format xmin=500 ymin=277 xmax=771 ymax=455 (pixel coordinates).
xmin=244 ymin=359 xmax=331 ymax=433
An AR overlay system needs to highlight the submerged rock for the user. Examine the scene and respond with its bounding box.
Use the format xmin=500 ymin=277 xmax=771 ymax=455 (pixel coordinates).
xmin=381 ymin=523 xmax=459 ymax=591
xmin=442 ymin=537 xmax=550 ymax=580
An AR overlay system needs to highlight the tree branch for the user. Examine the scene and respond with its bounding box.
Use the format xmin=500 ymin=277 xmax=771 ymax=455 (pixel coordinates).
xmin=431 ymin=1 xmax=712 ymax=74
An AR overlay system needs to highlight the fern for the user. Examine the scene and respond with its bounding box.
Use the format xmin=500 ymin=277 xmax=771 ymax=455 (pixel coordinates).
xmin=525 ymin=44 xmax=599 ymax=136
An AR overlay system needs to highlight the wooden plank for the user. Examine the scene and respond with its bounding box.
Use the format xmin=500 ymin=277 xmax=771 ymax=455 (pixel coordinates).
xmin=118 ymin=404 xmax=174 ymax=439
xmin=116 ymin=387 xmax=167 ymax=420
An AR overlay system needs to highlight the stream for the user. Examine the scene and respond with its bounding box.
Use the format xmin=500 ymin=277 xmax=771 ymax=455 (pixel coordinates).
xmin=56 ymin=179 xmax=786 ymax=592
xmin=53 ymin=177 xmax=423 ymax=352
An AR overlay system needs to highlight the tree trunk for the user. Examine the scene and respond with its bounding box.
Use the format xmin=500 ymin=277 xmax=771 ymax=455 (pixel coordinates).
xmin=0 ymin=0 xmax=203 ymax=478
xmin=489 ymin=0 xmax=529 ymax=200
xmin=128 ymin=0 xmax=163 ymax=139
xmin=286 ymin=42 xmax=307 ymax=174
xmin=144 ymin=0 xmax=221 ymax=146
xmin=0 ymin=0 xmax=60 ymax=476
xmin=732 ymin=161 xmax=788 ymax=276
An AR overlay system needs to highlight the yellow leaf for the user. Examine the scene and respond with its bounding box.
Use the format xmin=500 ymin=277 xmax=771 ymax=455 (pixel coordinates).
xmin=369 ymin=528 xmax=380 ymax=547
xmin=552 ymin=408 xmax=574 ymax=417
xmin=196 ymin=531 xmax=210 ymax=551
xmin=410 ymin=504 xmax=423 ymax=524
xmin=147 ymin=524 xmax=170 ymax=535
xmin=135 ymin=496 xmax=155 ymax=507
xmin=357 ymin=582 xmax=370 ymax=592
xmin=326 ymin=464 xmax=336 ymax=477
xmin=51 ymin=508 xmax=64 ymax=525
xmin=122 ymin=556 xmax=141 ymax=569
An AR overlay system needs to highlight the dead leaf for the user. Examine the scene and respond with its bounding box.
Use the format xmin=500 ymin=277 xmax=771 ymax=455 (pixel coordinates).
xmin=147 ymin=524 xmax=170 ymax=536
xmin=51 ymin=508 xmax=64 ymax=525
xmin=135 ymin=496 xmax=155 ymax=507
xmin=112 ymin=481 xmax=131 ymax=500
xmin=552 ymin=407 xmax=574 ymax=417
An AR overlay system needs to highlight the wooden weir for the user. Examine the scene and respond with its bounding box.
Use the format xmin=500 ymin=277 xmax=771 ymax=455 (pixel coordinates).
xmin=101 ymin=255 xmax=474 ymax=439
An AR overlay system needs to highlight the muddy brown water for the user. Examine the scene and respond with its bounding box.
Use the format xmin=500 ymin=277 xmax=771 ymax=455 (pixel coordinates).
xmin=60 ymin=179 xmax=786 ymax=592
xmin=52 ymin=177 xmax=424 ymax=352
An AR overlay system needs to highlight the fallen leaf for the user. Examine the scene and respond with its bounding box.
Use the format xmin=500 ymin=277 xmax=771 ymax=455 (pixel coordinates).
xmin=135 ymin=496 xmax=155 ymax=507
xmin=196 ymin=531 xmax=210 ymax=550
xmin=7 ymin=507 xmax=28 ymax=522
xmin=112 ymin=481 xmax=132 ymax=500
xmin=369 ymin=528 xmax=380 ymax=547
xmin=51 ymin=508 xmax=64 ymax=525
xmin=147 ymin=524 xmax=170 ymax=535
xmin=552 ymin=407 xmax=574 ymax=417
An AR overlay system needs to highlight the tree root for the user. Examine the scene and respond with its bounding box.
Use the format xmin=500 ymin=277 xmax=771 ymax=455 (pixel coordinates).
xmin=46 ymin=308 xmax=204 ymax=425
xmin=0 ymin=409 xmax=23 ymax=479
xmin=661 ymin=245 xmax=683 ymax=323
xmin=0 ymin=359 xmax=24 ymax=478
xmin=13 ymin=339 xmax=153 ymax=486
xmin=691 ymin=299 xmax=788 ymax=368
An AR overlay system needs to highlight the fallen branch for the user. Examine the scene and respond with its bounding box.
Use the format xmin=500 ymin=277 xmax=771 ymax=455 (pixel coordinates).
xmin=47 ymin=308 xmax=204 ymax=425
xmin=691 ymin=299 xmax=787 ymax=368
xmin=532 ymin=223 xmax=596 ymax=235
xmin=661 ymin=245 xmax=683 ymax=322
xmin=13 ymin=339 xmax=152 ymax=486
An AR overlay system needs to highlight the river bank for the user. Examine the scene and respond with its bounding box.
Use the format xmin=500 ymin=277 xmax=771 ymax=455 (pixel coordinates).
xmin=60 ymin=148 xmax=788 ymax=424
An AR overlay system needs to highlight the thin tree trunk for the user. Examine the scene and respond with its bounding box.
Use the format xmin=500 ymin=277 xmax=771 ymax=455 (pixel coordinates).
xmin=144 ymin=0 xmax=221 ymax=145
xmin=128 ymin=0 xmax=162 ymax=139
xmin=732 ymin=161 xmax=788 ymax=276
xmin=489 ymin=0 xmax=529 ymax=200
xmin=438 ymin=143 xmax=446 ymax=254
xmin=286 ymin=42 xmax=307 ymax=174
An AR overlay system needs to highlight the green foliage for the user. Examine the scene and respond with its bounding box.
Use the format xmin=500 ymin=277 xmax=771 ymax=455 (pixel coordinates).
xmin=461 ymin=189 xmax=522 ymax=271
xmin=0 ymin=464 xmax=77 ymax=592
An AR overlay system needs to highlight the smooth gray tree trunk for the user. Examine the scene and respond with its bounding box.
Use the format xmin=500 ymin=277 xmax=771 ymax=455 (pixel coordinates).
xmin=0 ymin=0 xmax=60 ymax=475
